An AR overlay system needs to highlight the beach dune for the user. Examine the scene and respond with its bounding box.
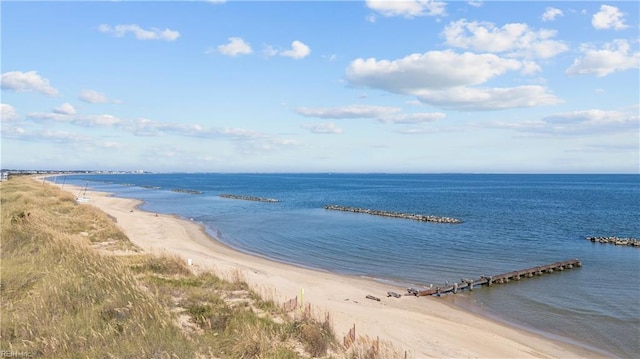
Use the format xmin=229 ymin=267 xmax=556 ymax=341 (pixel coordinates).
xmin=57 ymin=181 xmax=603 ymax=358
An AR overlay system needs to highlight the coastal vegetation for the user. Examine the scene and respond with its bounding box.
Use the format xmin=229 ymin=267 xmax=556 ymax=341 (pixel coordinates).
xmin=1 ymin=176 xmax=403 ymax=358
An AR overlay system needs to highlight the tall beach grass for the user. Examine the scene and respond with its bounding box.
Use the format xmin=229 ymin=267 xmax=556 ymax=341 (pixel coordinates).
xmin=1 ymin=175 xmax=403 ymax=358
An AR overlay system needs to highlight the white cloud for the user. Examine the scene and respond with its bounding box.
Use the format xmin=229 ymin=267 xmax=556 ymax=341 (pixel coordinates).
xmin=566 ymin=40 xmax=640 ymax=77
xmin=302 ymin=122 xmax=343 ymax=134
xmin=412 ymin=85 xmax=562 ymax=111
xmin=79 ymin=89 xmax=119 ymax=104
xmin=128 ymin=117 xmax=207 ymax=137
xmin=4 ymin=128 xmax=93 ymax=144
xmin=592 ymin=5 xmax=627 ymax=30
xmin=266 ymin=41 xmax=311 ymax=59
xmin=366 ymin=0 xmax=446 ymax=18
xmin=1 ymin=104 xmax=20 ymax=122
xmin=217 ymin=127 xmax=297 ymax=154
xmin=99 ymin=24 xmax=180 ymax=41
xmin=295 ymin=104 xmax=445 ymax=123
xmin=27 ymin=111 xmax=123 ymax=128
xmin=379 ymin=112 xmax=446 ymax=124
xmin=1 ymin=71 xmax=59 ymax=96
xmin=442 ymin=19 xmax=568 ymax=59
xmin=296 ymin=104 xmax=400 ymax=119
xmin=101 ymin=142 xmax=124 ymax=149
xmin=217 ymin=37 xmax=253 ymax=56
xmin=346 ymin=50 xmax=523 ymax=92
xmin=74 ymin=114 xmax=123 ymax=127
xmin=467 ymin=1 xmax=483 ymax=8
xmin=489 ymin=108 xmax=639 ymax=135
xmin=53 ymin=103 xmax=76 ymax=115
xmin=521 ymin=60 xmax=542 ymax=75
xmin=346 ymin=50 xmax=561 ymax=110
xmin=1 ymin=126 xmax=26 ymax=138
xmin=281 ymin=41 xmax=311 ymax=59
xmin=26 ymin=112 xmax=72 ymax=122
xmin=542 ymin=7 xmax=563 ymax=22
xmin=219 ymin=127 xmax=265 ymax=140
xmin=38 ymin=130 xmax=93 ymax=144
xmin=324 ymin=54 xmax=338 ymax=62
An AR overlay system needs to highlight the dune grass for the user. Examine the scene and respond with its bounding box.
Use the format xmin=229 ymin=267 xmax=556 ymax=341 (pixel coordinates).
xmin=0 ymin=176 xmax=340 ymax=358
xmin=1 ymin=175 xmax=405 ymax=358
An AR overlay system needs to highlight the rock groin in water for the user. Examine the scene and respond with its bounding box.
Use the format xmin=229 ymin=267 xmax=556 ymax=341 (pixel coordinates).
xmin=324 ymin=205 xmax=462 ymax=224
xmin=220 ymin=194 xmax=280 ymax=203
xmin=171 ymin=188 xmax=203 ymax=194
xmin=586 ymin=236 xmax=639 ymax=247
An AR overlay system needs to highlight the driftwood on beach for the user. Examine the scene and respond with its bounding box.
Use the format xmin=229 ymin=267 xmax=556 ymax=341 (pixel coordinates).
xmin=323 ymin=204 xmax=462 ymax=224
xmin=220 ymin=194 xmax=280 ymax=203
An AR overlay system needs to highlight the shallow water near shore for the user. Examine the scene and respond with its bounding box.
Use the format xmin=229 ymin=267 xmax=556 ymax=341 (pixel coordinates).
xmin=54 ymin=173 xmax=640 ymax=358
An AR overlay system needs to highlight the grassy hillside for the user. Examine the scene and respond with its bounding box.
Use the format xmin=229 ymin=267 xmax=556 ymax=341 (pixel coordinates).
xmin=0 ymin=176 xmax=340 ymax=358
xmin=1 ymin=176 xmax=404 ymax=358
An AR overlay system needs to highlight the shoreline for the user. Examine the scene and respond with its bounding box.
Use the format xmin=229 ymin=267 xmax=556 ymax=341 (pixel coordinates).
xmin=51 ymin=179 xmax=605 ymax=358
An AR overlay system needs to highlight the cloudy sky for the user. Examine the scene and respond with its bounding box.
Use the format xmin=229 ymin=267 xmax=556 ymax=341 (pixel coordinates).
xmin=2 ymin=0 xmax=639 ymax=173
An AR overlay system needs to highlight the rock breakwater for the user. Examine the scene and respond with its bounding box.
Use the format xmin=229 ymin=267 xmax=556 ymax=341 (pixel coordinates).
xmin=171 ymin=188 xmax=203 ymax=194
xmin=586 ymin=236 xmax=639 ymax=247
xmin=220 ymin=194 xmax=280 ymax=203
xmin=324 ymin=205 xmax=462 ymax=224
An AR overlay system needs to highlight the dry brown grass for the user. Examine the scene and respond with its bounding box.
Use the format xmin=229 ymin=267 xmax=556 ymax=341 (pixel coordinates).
xmin=1 ymin=176 xmax=407 ymax=358
xmin=345 ymin=335 xmax=409 ymax=359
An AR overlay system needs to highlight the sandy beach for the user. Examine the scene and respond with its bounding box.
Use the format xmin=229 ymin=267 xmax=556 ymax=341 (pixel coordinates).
xmin=56 ymin=181 xmax=604 ymax=358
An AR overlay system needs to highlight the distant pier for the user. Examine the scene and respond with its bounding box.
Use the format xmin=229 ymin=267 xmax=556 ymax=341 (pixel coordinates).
xmin=220 ymin=194 xmax=280 ymax=203
xmin=586 ymin=236 xmax=639 ymax=247
xmin=323 ymin=205 xmax=462 ymax=224
xmin=406 ymin=259 xmax=582 ymax=297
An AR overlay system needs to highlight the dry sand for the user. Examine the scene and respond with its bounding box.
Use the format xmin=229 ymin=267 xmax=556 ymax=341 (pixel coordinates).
xmin=56 ymin=181 xmax=603 ymax=358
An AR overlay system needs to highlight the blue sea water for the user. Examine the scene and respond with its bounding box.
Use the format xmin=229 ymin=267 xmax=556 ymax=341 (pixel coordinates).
xmin=55 ymin=173 xmax=640 ymax=358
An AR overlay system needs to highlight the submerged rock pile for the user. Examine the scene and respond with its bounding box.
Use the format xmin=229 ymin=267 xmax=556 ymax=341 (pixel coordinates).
xmin=171 ymin=188 xmax=203 ymax=194
xmin=586 ymin=236 xmax=640 ymax=247
xmin=324 ymin=205 xmax=462 ymax=224
xmin=220 ymin=194 xmax=280 ymax=203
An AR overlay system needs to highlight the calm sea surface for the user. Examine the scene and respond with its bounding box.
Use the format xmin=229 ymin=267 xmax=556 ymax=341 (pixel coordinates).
xmin=54 ymin=173 xmax=640 ymax=358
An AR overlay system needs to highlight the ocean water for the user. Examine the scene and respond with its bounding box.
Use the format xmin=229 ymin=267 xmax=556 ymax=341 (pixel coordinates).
xmin=54 ymin=173 xmax=640 ymax=357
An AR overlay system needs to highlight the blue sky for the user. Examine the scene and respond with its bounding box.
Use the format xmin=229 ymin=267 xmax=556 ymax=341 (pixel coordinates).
xmin=1 ymin=0 xmax=639 ymax=173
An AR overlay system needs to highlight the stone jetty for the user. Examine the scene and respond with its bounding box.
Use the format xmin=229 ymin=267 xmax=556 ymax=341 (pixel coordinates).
xmin=323 ymin=205 xmax=462 ymax=224
xmin=410 ymin=259 xmax=582 ymax=297
xmin=171 ymin=188 xmax=203 ymax=194
xmin=220 ymin=194 xmax=280 ymax=203
xmin=586 ymin=236 xmax=639 ymax=247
